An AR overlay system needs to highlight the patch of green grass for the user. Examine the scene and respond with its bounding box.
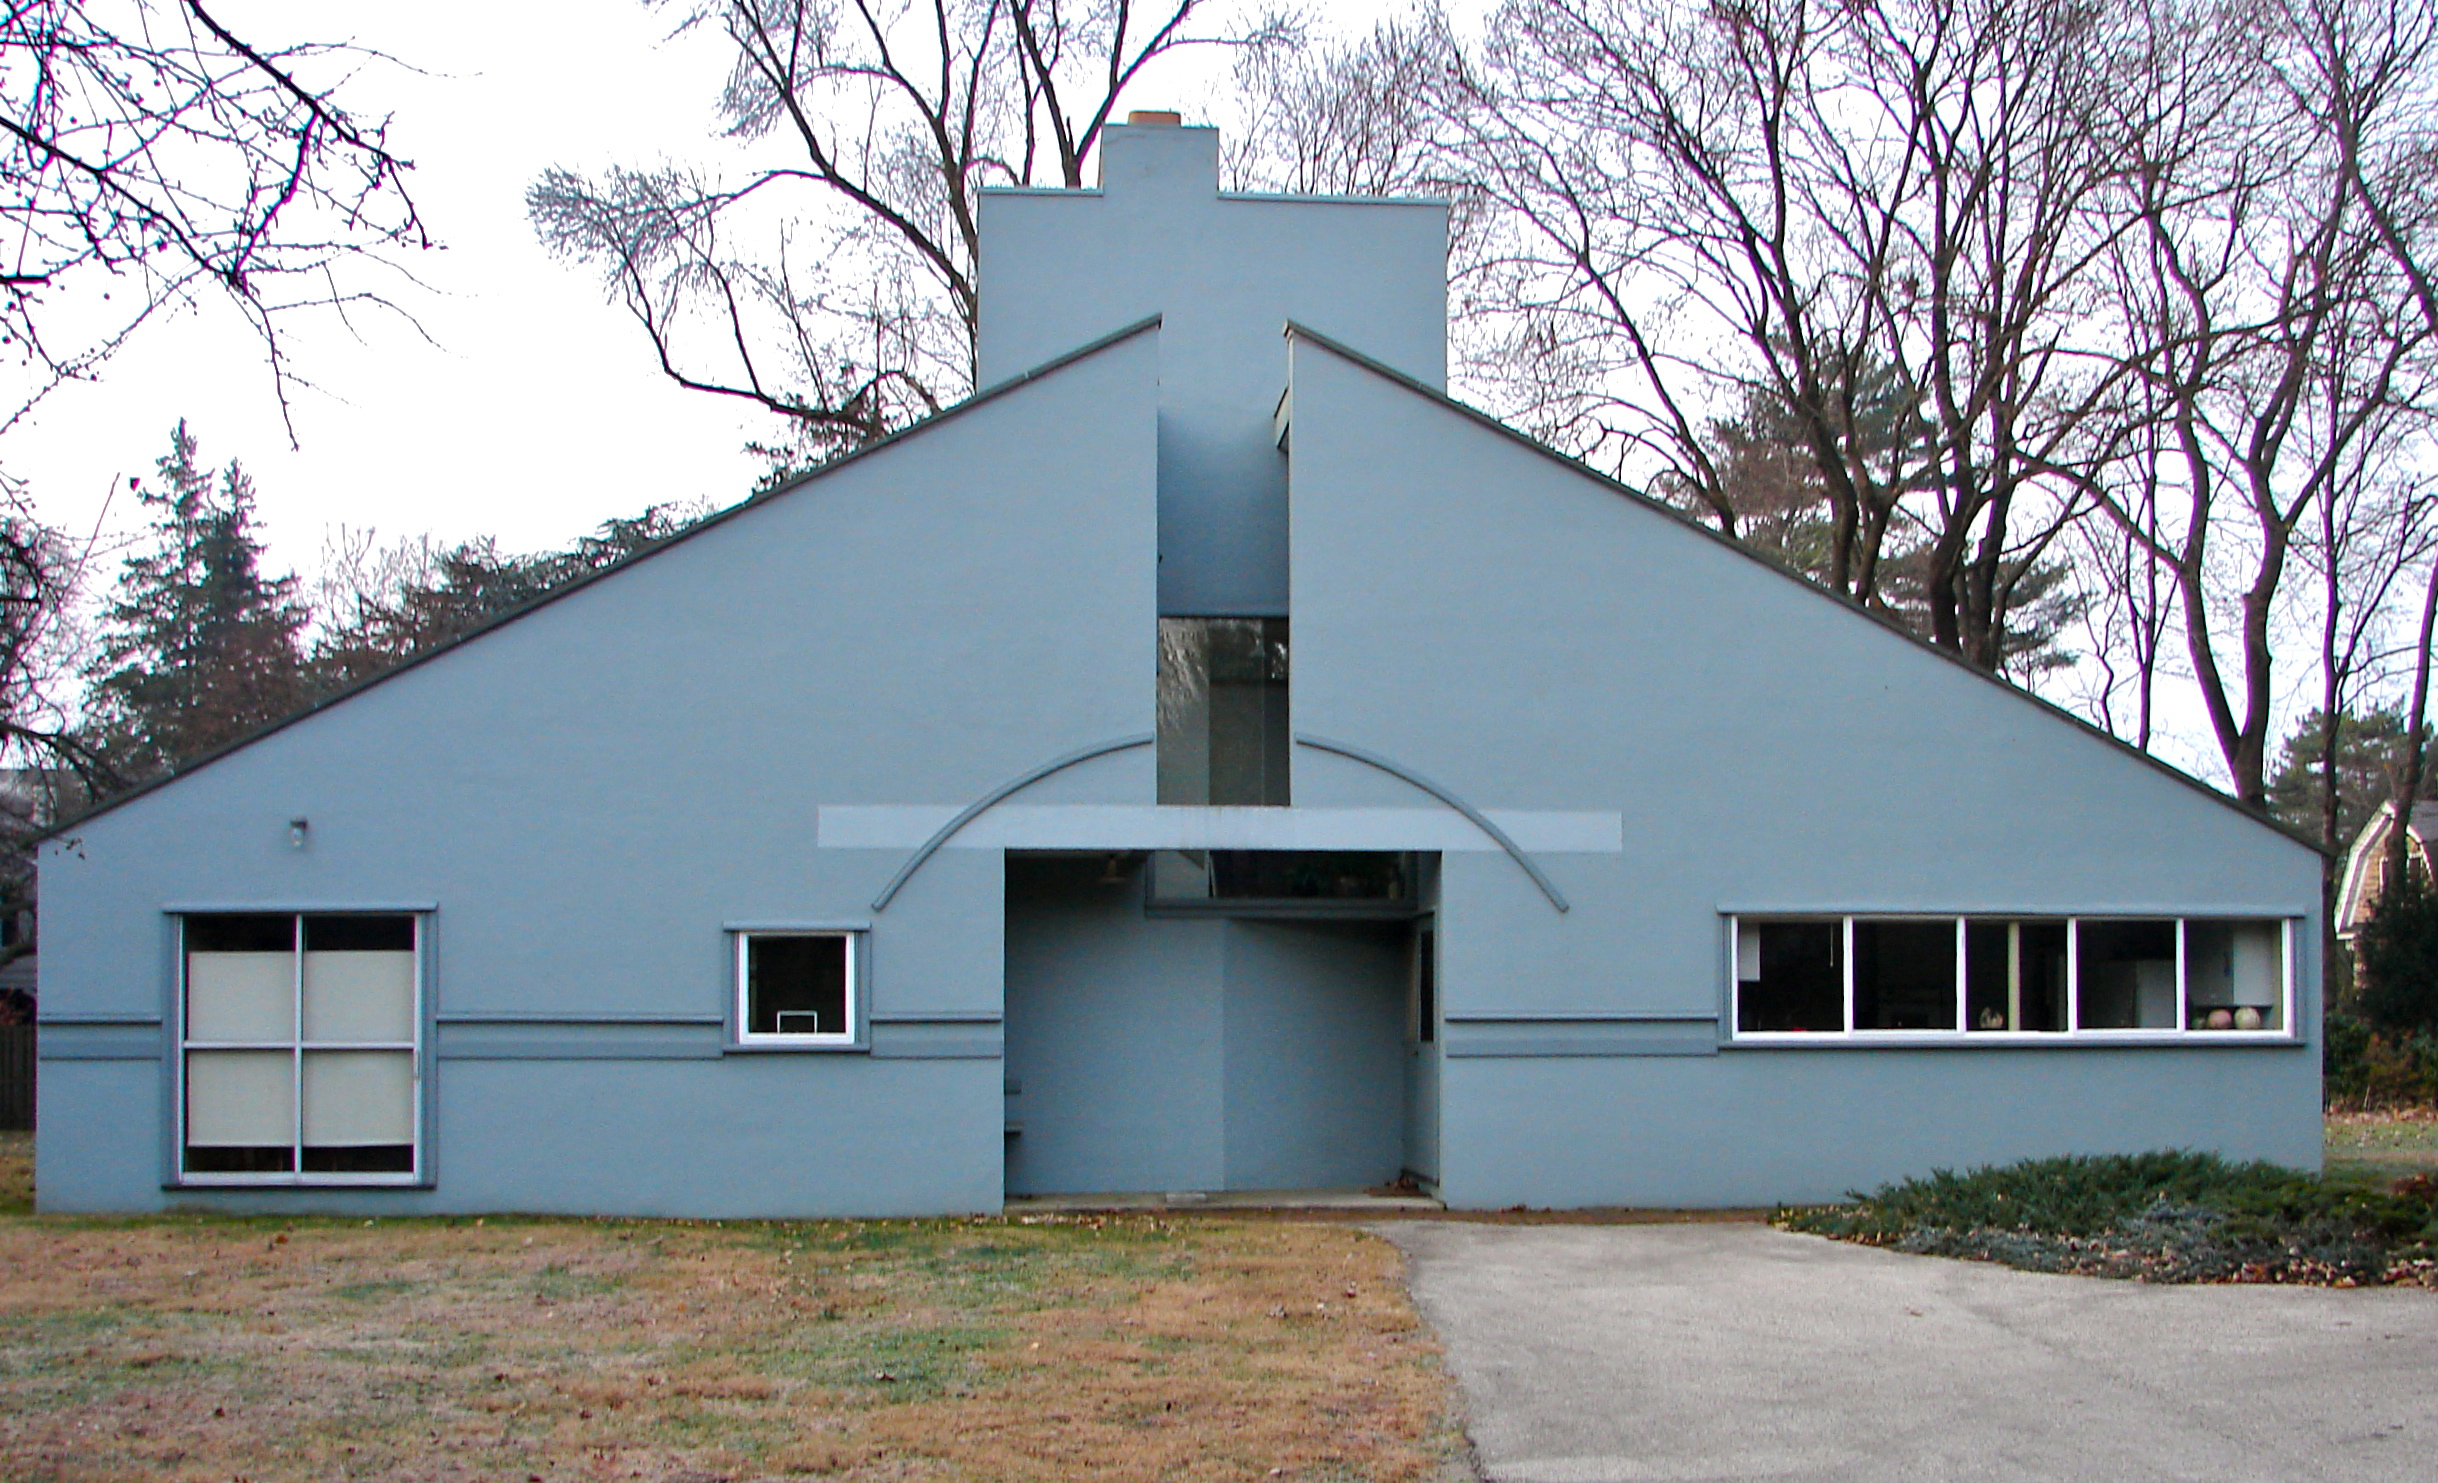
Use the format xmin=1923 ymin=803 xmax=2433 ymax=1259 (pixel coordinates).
xmin=766 ymin=1320 xmax=1004 ymax=1398
xmin=525 ymin=1264 xmax=620 ymax=1302
xmin=0 ymin=1130 xmax=29 ymax=1216
xmin=2326 ymin=1112 xmax=2438 ymax=1186
xmin=1777 ymin=1150 xmax=2438 ymax=1285
xmin=0 ymin=1309 xmax=246 ymax=1411
xmin=718 ymin=1219 xmax=1197 ymax=1404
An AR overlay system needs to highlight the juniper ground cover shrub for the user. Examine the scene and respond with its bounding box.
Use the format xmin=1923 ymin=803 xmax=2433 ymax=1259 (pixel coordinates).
xmin=1777 ymin=1151 xmax=2438 ymax=1286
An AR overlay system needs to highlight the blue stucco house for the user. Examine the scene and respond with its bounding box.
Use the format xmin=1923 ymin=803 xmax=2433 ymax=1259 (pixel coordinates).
xmin=34 ymin=119 xmax=2322 ymax=1216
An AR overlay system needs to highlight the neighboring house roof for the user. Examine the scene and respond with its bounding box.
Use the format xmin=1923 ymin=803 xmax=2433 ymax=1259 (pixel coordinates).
xmin=2336 ymin=800 xmax=2438 ymax=936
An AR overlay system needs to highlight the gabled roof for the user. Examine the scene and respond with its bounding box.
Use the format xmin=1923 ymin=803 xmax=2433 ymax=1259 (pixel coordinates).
xmin=42 ymin=315 xmax=1165 ymax=840
xmin=1281 ymin=320 xmax=2323 ymax=858
xmin=2334 ymin=799 xmax=2437 ymax=934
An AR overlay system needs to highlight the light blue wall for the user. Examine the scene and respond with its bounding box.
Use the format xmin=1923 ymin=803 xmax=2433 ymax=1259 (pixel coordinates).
xmin=1003 ymin=854 xmax=1408 ymax=1195
xmin=36 ymin=327 xmax=1162 ymax=1215
xmin=1284 ymin=335 xmax=2325 ymax=1207
xmin=1222 ymin=919 xmax=1406 ymax=1190
xmin=1004 ymin=855 xmax=1227 ymax=1194
xmin=978 ymin=123 xmax=1447 ymax=615
xmin=1444 ymin=1047 xmax=2322 ymax=1209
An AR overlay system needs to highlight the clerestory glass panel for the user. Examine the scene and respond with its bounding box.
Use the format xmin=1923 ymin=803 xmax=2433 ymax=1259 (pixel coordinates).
xmin=2076 ymin=919 xmax=2180 ymax=1029
xmin=1734 ymin=919 xmax=1843 ymax=1032
xmin=1964 ymin=919 xmax=2070 ymax=1031
xmin=1852 ymin=919 xmax=1958 ymax=1031
xmin=1157 ymin=617 xmax=1289 ymax=805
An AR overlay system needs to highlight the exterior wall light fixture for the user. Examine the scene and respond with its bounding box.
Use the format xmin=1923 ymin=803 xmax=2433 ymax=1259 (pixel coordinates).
xmin=288 ymin=817 xmax=309 ymax=850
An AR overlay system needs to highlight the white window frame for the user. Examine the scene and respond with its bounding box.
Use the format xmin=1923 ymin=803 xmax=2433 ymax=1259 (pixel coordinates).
xmin=174 ymin=911 xmax=425 ymax=1188
xmin=731 ymin=929 xmax=862 ymax=1048
xmin=1725 ymin=913 xmax=2296 ymax=1045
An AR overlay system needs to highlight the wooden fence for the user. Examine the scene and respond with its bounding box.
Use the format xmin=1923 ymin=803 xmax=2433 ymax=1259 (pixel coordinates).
xmin=0 ymin=1025 xmax=31 ymax=1130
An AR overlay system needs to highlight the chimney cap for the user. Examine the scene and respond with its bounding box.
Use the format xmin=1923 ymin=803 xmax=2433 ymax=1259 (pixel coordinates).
xmin=1126 ymin=110 xmax=1183 ymax=127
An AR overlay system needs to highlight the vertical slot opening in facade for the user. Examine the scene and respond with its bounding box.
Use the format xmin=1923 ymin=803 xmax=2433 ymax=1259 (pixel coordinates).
xmin=1157 ymin=617 xmax=1289 ymax=805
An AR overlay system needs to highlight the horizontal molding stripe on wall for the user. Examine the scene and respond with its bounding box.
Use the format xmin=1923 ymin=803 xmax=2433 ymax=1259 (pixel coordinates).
xmin=436 ymin=1017 xmax=1003 ymax=1062
xmin=38 ymin=1022 xmax=164 ymax=1060
xmin=818 ymin=803 xmax=1624 ymax=853
xmin=1443 ymin=1015 xmax=1720 ymax=1060
xmin=1716 ymin=903 xmax=2312 ymax=917
xmin=438 ymin=1021 xmax=718 ymax=1061
xmin=1441 ymin=1011 xmax=1718 ymax=1024
xmin=433 ymin=1011 xmax=724 ymax=1026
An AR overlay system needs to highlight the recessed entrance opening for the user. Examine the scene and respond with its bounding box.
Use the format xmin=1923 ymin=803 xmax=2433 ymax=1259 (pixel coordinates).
xmin=1002 ymin=851 xmax=1435 ymax=1201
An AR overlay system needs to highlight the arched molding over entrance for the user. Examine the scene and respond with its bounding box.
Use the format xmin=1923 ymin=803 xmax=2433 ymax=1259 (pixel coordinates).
xmin=1294 ymin=734 xmax=1570 ymax=914
xmin=870 ymin=735 xmax=1153 ymax=911
xmin=869 ymin=731 xmax=1572 ymax=916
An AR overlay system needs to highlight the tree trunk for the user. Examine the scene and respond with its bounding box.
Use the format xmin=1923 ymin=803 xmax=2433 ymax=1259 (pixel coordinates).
xmin=2384 ymin=559 xmax=2438 ymax=891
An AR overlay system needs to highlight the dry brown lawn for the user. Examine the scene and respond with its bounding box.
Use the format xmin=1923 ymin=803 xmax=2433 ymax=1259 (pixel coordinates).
xmin=0 ymin=1136 xmax=1462 ymax=1482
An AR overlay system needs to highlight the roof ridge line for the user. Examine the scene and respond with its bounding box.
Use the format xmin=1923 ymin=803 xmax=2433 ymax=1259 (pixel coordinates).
xmin=42 ymin=318 xmax=1167 ymax=839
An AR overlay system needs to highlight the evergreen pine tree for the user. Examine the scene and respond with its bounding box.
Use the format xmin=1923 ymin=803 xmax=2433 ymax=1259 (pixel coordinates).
xmin=2354 ymin=872 xmax=2438 ymax=1038
xmin=84 ymin=421 xmax=309 ymax=777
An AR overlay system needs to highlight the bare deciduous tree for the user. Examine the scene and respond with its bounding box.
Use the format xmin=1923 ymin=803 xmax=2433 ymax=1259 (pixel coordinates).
xmin=528 ymin=0 xmax=1294 ymax=475
xmin=1438 ymin=0 xmax=2168 ymax=673
xmin=0 ymin=0 xmax=428 ymax=437
xmin=0 ymin=2 xmax=428 ymax=994
xmin=2080 ymin=0 xmax=2437 ymax=806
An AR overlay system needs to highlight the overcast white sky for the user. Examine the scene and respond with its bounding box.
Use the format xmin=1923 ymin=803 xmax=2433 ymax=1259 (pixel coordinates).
xmin=8 ymin=1 xmax=1388 ymax=573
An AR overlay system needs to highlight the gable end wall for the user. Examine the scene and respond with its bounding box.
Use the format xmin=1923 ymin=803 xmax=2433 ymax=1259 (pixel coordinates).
xmin=1285 ymin=337 xmax=2322 ymax=1206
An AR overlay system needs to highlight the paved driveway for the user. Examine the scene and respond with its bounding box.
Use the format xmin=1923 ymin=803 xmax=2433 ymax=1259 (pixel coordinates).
xmin=1383 ymin=1221 xmax=2438 ymax=1483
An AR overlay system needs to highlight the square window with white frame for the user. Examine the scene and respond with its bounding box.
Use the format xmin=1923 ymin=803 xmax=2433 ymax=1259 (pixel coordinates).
xmin=179 ymin=912 xmax=421 ymax=1183
xmin=735 ymin=931 xmax=858 ymax=1045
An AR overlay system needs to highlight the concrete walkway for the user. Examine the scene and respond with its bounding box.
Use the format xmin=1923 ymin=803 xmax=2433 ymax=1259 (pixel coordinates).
xmin=1382 ymin=1220 xmax=2438 ymax=1483
xmin=1005 ymin=1187 xmax=1441 ymax=1213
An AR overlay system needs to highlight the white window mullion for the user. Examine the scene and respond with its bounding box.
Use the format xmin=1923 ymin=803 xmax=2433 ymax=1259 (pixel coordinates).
xmin=1726 ymin=916 xmax=1738 ymax=1030
xmin=2174 ymin=918 xmax=2188 ymax=1034
xmin=2007 ymin=922 xmax=2023 ymax=1032
xmin=290 ymin=914 xmax=305 ymax=1180
xmin=2282 ymin=918 xmax=2295 ymax=1034
xmin=1841 ymin=917 xmax=1856 ymax=1034
xmin=410 ymin=916 xmax=424 ymax=1181
xmin=2066 ymin=918 xmax=2081 ymax=1034
xmin=175 ymin=921 xmax=189 ymax=1168
xmin=1954 ymin=918 xmax=1968 ymax=1032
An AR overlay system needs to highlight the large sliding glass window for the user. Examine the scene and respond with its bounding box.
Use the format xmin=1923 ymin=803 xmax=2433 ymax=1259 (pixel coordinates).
xmin=1734 ymin=919 xmax=1841 ymax=1033
xmin=1729 ymin=914 xmax=2293 ymax=1041
xmin=1964 ymin=920 xmax=2069 ymax=1032
xmin=179 ymin=913 xmax=421 ymax=1183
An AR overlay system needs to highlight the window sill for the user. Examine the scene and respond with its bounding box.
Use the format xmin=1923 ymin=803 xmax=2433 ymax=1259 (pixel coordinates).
xmin=1725 ymin=1030 xmax=2305 ymax=1049
xmin=168 ymin=1174 xmax=430 ymax=1190
xmin=722 ymin=1039 xmax=870 ymax=1055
